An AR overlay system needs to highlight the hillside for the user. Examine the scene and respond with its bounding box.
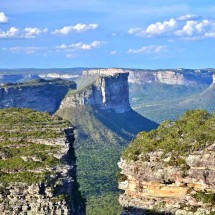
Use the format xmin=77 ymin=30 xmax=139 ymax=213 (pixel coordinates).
xmin=130 ymin=82 xmax=212 ymax=123
xmin=119 ymin=110 xmax=215 ymax=214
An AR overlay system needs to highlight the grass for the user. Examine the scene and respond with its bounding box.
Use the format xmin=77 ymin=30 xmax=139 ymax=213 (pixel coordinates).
xmin=0 ymin=108 xmax=70 ymax=184
xmin=122 ymin=110 xmax=215 ymax=165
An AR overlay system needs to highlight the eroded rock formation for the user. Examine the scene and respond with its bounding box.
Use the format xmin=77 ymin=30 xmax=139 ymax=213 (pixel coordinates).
xmin=0 ymin=108 xmax=85 ymax=215
xmin=60 ymin=73 xmax=131 ymax=113
xmin=0 ymin=79 xmax=76 ymax=113
xmin=83 ymin=68 xmax=214 ymax=85
xmin=118 ymin=110 xmax=215 ymax=215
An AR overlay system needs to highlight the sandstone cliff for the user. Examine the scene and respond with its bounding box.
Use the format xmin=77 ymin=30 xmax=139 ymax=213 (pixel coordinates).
xmin=60 ymin=73 xmax=131 ymax=113
xmin=118 ymin=110 xmax=215 ymax=215
xmin=0 ymin=108 xmax=85 ymax=215
xmin=83 ymin=68 xmax=214 ymax=85
xmin=0 ymin=79 xmax=76 ymax=114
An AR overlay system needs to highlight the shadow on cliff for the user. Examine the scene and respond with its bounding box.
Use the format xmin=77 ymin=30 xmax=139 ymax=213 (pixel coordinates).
xmin=93 ymin=108 xmax=159 ymax=143
xmin=53 ymin=127 xmax=86 ymax=215
xmin=56 ymin=106 xmax=158 ymax=145
xmin=123 ymin=207 xmax=173 ymax=215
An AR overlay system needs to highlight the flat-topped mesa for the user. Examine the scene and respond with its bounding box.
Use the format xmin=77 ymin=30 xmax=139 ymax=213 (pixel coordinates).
xmin=60 ymin=73 xmax=131 ymax=113
xmin=83 ymin=68 xmax=213 ymax=85
xmin=0 ymin=79 xmax=76 ymax=114
xmin=82 ymin=68 xmax=129 ymax=76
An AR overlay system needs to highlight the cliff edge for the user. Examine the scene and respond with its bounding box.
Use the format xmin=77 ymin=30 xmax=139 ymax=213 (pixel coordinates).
xmin=59 ymin=73 xmax=131 ymax=113
xmin=0 ymin=108 xmax=85 ymax=215
xmin=0 ymin=79 xmax=76 ymax=114
xmin=118 ymin=110 xmax=215 ymax=215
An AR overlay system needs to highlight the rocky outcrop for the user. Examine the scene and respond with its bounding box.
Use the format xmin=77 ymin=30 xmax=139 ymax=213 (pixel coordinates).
xmin=0 ymin=108 xmax=85 ymax=215
xmin=83 ymin=68 xmax=214 ymax=85
xmin=118 ymin=110 xmax=215 ymax=215
xmin=0 ymin=79 xmax=76 ymax=113
xmin=118 ymin=148 xmax=215 ymax=215
xmin=60 ymin=73 xmax=131 ymax=113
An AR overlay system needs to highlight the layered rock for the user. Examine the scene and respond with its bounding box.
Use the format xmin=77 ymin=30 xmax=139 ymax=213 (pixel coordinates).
xmin=118 ymin=110 xmax=215 ymax=215
xmin=83 ymin=68 xmax=214 ymax=85
xmin=0 ymin=79 xmax=76 ymax=114
xmin=60 ymin=73 xmax=131 ymax=113
xmin=0 ymin=108 xmax=85 ymax=215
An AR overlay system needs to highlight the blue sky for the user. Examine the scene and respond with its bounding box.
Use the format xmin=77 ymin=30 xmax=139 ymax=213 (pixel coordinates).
xmin=1 ymin=0 xmax=215 ymax=69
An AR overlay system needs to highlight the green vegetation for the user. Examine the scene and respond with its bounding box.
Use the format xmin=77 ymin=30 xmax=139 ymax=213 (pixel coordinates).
xmin=122 ymin=110 xmax=215 ymax=164
xmin=0 ymin=108 xmax=70 ymax=184
xmin=2 ymin=78 xmax=76 ymax=89
xmin=194 ymin=191 xmax=215 ymax=204
xmin=87 ymin=193 xmax=122 ymax=215
xmin=130 ymin=82 xmax=211 ymax=123
xmin=56 ymin=105 xmax=158 ymax=215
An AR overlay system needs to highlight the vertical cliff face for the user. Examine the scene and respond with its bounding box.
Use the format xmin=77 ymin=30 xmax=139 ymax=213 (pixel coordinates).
xmin=0 ymin=108 xmax=85 ymax=215
xmin=118 ymin=110 xmax=215 ymax=215
xmin=0 ymin=79 xmax=76 ymax=114
xmin=60 ymin=73 xmax=131 ymax=113
xmin=83 ymin=68 xmax=214 ymax=85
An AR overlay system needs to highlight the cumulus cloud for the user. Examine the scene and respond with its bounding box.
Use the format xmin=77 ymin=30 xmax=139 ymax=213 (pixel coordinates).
xmin=0 ymin=27 xmax=19 ymax=38
xmin=0 ymin=12 xmax=8 ymax=23
xmin=52 ymin=23 xmax=98 ymax=35
xmin=0 ymin=27 xmax=48 ymax=39
xmin=56 ymin=41 xmax=102 ymax=50
xmin=128 ymin=14 xmax=215 ymax=40
xmin=23 ymin=27 xmax=48 ymax=38
xmin=127 ymin=45 xmax=167 ymax=54
xmin=128 ymin=18 xmax=177 ymax=37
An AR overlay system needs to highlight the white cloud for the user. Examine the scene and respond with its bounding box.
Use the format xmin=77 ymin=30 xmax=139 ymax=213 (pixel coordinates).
xmin=0 ymin=12 xmax=8 ymax=23
xmin=0 ymin=27 xmax=19 ymax=38
xmin=127 ymin=45 xmax=167 ymax=54
xmin=128 ymin=14 xmax=215 ymax=40
xmin=23 ymin=27 xmax=48 ymax=38
xmin=56 ymin=41 xmax=102 ymax=51
xmin=128 ymin=18 xmax=177 ymax=37
xmin=177 ymin=14 xmax=200 ymax=21
xmin=2 ymin=46 xmax=43 ymax=54
xmin=175 ymin=19 xmax=214 ymax=37
xmin=0 ymin=27 xmax=48 ymax=39
xmin=52 ymin=23 xmax=98 ymax=35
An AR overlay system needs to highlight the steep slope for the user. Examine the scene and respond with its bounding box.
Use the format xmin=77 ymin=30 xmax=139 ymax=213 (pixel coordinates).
xmin=56 ymin=73 xmax=158 ymax=214
xmin=0 ymin=79 xmax=76 ymax=114
xmin=119 ymin=110 xmax=215 ymax=215
xmin=0 ymin=108 xmax=85 ymax=215
xmin=178 ymin=82 xmax=215 ymax=112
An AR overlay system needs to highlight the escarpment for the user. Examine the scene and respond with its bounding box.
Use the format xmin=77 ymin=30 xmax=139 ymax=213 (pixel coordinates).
xmin=118 ymin=110 xmax=215 ymax=215
xmin=0 ymin=79 xmax=76 ymax=114
xmin=59 ymin=73 xmax=131 ymax=113
xmin=0 ymin=108 xmax=85 ymax=215
xmin=83 ymin=68 xmax=214 ymax=85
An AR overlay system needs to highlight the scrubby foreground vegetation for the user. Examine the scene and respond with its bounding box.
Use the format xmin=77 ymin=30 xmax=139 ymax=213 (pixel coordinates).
xmin=123 ymin=109 xmax=215 ymax=162
xmin=120 ymin=110 xmax=215 ymax=214
xmin=0 ymin=108 xmax=70 ymax=184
